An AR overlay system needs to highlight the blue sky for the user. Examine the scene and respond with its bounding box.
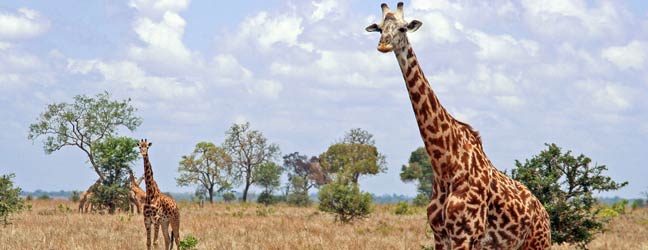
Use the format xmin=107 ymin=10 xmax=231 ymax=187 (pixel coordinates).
xmin=1 ymin=0 xmax=647 ymax=198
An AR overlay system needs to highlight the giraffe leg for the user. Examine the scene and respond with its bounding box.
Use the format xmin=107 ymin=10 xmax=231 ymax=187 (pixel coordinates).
xmin=144 ymin=216 xmax=153 ymax=250
xmin=161 ymin=220 xmax=171 ymax=250
xmin=153 ymin=217 xmax=160 ymax=245
xmin=171 ymin=214 xmax=180 ymax=250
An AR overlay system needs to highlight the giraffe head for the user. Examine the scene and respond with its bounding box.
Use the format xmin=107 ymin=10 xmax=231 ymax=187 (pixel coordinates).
xmin=365 ymin=2 xmax=422 ymax=53
xmin=138 ymin=139 xmax=152 ymax=157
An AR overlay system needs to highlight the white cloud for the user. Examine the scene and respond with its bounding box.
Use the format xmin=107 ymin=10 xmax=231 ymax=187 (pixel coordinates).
xmin=230 ymin=12 xmax=304 ymax=51
xmin=311 ymin=0 xmax=337 ymax=22
xmin=495 ymin=95 xmax=525 ymax=108
xmin=129 ymin=11 xmax=193 ymax=69
xmin=128 ymin=0 xmax=190 ymax=18
xmin=465 ymin=30 xmax=538 ymax=62
xmin=601 ymin=40 xmax=647 ymax=70
xmin=248 ymin=79 xmax=283 ymax=99
xmin=469 ymin=65 xmax=520 ymax=95
xmin=409 ymin=11 xmax=460 ymax=44
xmin=575 ymin=80 xmax=633 ymax=112
xmin=0 ymin=8 xmax=49 ymax=40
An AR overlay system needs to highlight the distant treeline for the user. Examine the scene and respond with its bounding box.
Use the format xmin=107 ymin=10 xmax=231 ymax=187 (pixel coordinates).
xmin=21 ymin=190 xmax=638 ymax=205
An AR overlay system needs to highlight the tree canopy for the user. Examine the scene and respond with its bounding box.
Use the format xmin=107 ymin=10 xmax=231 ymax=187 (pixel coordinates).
xmin=177 ymin=142 xmax=234 ymax=203
xmin=91 ymin=136 xmax=139 ymax=214
xmin=319 ymin=128 xmax=386 ymax=185
xmin=28 ymin=91 xmax=142 ymax=181
xmin=511 ymin=143 xmax=628 ymax=249
xmin=0 ymin=173 xmax=24 ymax=226
xmin=223 ymin=122 xmax=280 ymax=202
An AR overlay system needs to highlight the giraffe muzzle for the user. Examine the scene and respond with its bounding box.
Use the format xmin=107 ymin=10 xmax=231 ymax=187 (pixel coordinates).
xmin=377 ymin=43 xmax=393 ymax=53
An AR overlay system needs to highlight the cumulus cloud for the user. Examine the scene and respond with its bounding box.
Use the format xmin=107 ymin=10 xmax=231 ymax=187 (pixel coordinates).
xmin=0 ymin=8 xmax=49 ymax=40
xmin=465 ymin=30 xmax=539 ymax=62
xmin=601 ymin=40 xmax=647 ymax=70
xmin=229 ymin=12 xmax=304 ymax=51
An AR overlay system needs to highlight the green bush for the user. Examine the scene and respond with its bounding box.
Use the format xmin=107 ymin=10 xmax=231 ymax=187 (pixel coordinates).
xmin=256 ymin=191 xmax=279 ymax=205
xmin=37 ymin=193 xmax=50 ymax=200
xmin=222 ymin=192 xmax=236 ymax=202
xmin=179 ymin=235 xmax=198 ymax=250
xmin=611 ymin=200 xmax=628 ymax=214
xmin=287 ymin=193 xmax=311 ymax=207
xmin=412 ymin=193 xmax=430 ymax=207
xmin=0 ymin=173 xmax=25 ymax=226
xmin=394 ymin=201 xmax=413 ymax=215
xmin=70 ymin=191 xmax=80 ymax=202
xmin=318 ymin=182 xmax=372 ymax=223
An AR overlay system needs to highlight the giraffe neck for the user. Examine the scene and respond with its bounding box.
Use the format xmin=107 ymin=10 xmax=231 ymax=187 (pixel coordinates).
xmin=394 ymin=40 xmax=459 ymax=179
xmin=142 ymin=154 xmax=161 ymax=199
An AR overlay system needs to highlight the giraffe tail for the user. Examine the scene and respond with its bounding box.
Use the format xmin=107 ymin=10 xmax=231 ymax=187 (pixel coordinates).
xmin=169 ymin=231 xmax=174 ymax=250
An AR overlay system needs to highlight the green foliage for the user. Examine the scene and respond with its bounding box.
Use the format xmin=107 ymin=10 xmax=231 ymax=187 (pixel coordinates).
xmin=91 ymin=136 xmax=139 ymax=214
xmin=318 ymin=181 xmax=372 ymax=223
xmin=70 ymin=191 xmax=80 ymax=202
xmin=319 ymin=128 xmax=386 ymax=185
xmin=223 ymin=122 xmax=281 ymax=202
xmin=393 ymin=201 xmax=413 ymax=215
xmin=254 ymin=162 xmax=282 ymax=194
xmin=400 ymin=147 xmax=433 ymax=199
xmin=597 ymin=207 xmax=619 ymax=222
xmin=256 ymin=191 xmax=279 ymax=205
xmin=611 ymin=199 xmax=628 ymax=214
xmin=412 ymin=193 xmax=430 ymax=207
xmin=25 ymin=195 xmax=32 ymax=201
xmin=37 ymin=194 xmax=50 ymax=200
xmin=222 ymin=192 xmax=236 ymax=202
xmin=179 ymin=235 xmax=199 ymax=250
xmin=177 ymin=142 xmax=234 ymax=203
xmin=0 ymin=173 xmax=25 ymax=226
xmin=28 ymin=91 xmax=142 ymax=180
xmin=632 ymin=199 xmax=644 ymax=210
xmin=286 ymin=192 xmax=311 ymax=207
xmin=511 ymin=143 xmax=628 ymax=249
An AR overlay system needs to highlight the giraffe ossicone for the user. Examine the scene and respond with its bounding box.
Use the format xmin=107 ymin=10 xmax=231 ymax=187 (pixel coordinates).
xmin=367 ymin=2 xmax=551 ymax=249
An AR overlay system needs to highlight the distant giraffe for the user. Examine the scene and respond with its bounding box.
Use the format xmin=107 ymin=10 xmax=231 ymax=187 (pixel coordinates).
xmin=366 ymin=2 xmax=551 ymax=249
xmin=78 ymin=179 xmax=100 ymax=213
xmin=128 ymin=170 xmax=146 ymax=214
xmin=138 ymin=139 xmax=180 ymax=250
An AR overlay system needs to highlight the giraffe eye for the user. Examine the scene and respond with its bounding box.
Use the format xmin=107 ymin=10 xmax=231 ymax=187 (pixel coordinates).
xmin=399 ymin=27 xmax=407 ymax=32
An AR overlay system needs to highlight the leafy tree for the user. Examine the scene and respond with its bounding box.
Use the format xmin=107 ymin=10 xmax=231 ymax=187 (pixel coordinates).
xmin=177 ymin=142 xmax=234 ymax=203
xmin=70 ymin=191 xmax=81 ymax=202
xmin=254 ymin=163 xmax=282 ymax=205
xmin=282 ymin=152 xmax=327 ymax=206
xmin=0 ymin=173 xmax=24 ymax=226
xmin=318 ymin=181 xmax=372 ymax=223
xmin=222 ymin=192 xmax=236 ymax=202
xmin=28 ymin=91 xmax=142 ymax=181
xmin=90 ymin=136 xmax=139 ymax=214
xmin=319 ymin=128 xmax=386 ymax=184
xmin=400 ymin=147 xmax=433 ymax=206
xmin=223 ymin=122 xmax=280 ymax=202
xmin=511 ymin=143 xmax=628 ymax=249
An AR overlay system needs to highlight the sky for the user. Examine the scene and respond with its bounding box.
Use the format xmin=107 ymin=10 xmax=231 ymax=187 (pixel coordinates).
xmin=1 ymin=0 xmax=647 ymax=198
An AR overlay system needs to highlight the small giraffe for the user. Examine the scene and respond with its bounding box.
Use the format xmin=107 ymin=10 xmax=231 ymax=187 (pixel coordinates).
xmin=366 ymin=3 xmax=551 ymax=249
xmin=128 ymin=170 xmax=146 ymax=214
xmin=78 ymin=179 xmax=101 ymax=213
xmin=138 ymin=139 xmax=180 ymax=250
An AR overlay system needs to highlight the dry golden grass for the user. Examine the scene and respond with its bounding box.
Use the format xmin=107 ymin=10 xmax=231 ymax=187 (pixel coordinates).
xmin=1 ymin=199 xmax=647 ymax=250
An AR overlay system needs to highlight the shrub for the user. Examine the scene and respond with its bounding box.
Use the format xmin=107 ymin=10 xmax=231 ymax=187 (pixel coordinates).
xmin=287 ymin=193 xmax=311 ymax=207
xmin=611 ymin=200 xmax=628 ymax=214
xmin=37 ymin=193 xmax=50 ymax=200
xmin=222 ymin=192 xmax=236 ymax=202
xmin=412 ymin=193 xmax=430 ymax=207
xmin=70 ymin=191 xmax=80 ymax=202
xmin=0 ymin=173 xmax=25 ymax=226
xmin=318 ymin=182 xmax=372 ymax=223
xmin=257 ymin=191 xmax=279 ymax=205
xmin=179 ymin=235 xmax=198 ymax=250
xmin=394 ymin=201 xmax=413 ymax=215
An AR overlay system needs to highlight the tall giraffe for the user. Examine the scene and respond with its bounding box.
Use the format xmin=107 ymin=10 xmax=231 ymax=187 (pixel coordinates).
xmin=138 ymin=139 xmax=180 ymax=250
xmin=128 ymin=170 xmax=146 ymax=214
xmin=366 ymin=3 xmax=551 ymax=249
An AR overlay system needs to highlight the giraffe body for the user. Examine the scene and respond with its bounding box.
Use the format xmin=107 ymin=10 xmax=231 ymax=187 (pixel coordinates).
xmin=139 ymin=139 xmax=180 ymax=250
xmin=367 ymin=3 xmax=551 ymax=249
xmin=129 ymin=172 xmax=147 ymax=214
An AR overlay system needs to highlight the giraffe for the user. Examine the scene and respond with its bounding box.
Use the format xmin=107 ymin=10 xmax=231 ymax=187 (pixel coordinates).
xmin=366 ymin=3 xmax=551 ymax=249
xmin=78 ymin=179 xmax=101 ymax=213
xmin=138 ymin=139 xmax=180 ymax=250
xmin=128 ymin=170 xmax=146 ymax=214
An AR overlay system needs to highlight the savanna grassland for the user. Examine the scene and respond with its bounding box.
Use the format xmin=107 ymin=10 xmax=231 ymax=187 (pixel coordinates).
xmin=1 ymin=199 xmax=647 ymax=250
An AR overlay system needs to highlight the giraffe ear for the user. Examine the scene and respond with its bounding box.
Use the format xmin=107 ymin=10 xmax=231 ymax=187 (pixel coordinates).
xmin=407 ymin=20 xmax=422 ymax=32
xmin=148 ymin=142 xmax=152 ymax=147
xmin=365 ymin=23 xmax=381 ymax=32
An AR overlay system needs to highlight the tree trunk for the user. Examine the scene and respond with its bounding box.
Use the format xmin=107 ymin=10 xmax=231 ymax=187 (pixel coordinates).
xmin=242 ymin=181 xmax=251 ymax=202
xmin=208 ymin=186 xmax=214 ymax=203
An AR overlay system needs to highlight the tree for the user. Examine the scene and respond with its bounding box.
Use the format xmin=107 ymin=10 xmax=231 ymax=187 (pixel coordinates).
xmin=400 ymin=147 xmax=434 ymax=206
xmin=254 ymin=162 xmax=282 ymax=205
xmin=319 ymin=128 xmax=386 ymax=185
xmin=177 ymin=142 xmax=234 ymax=203
xmin=90 ymin=136 xmax=140 ymax=214
xmin=282 ymin=152 xmax=327 ymax=206
xmin=511 ymin=143 xmax=628 ymax=249
xmin=28 ymin=91 xmax=142 ymax=181
xmin=223 ymin=122 xmax=280 ymax=202
xmin=0 ymin=173 xmax=24 ymax=226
